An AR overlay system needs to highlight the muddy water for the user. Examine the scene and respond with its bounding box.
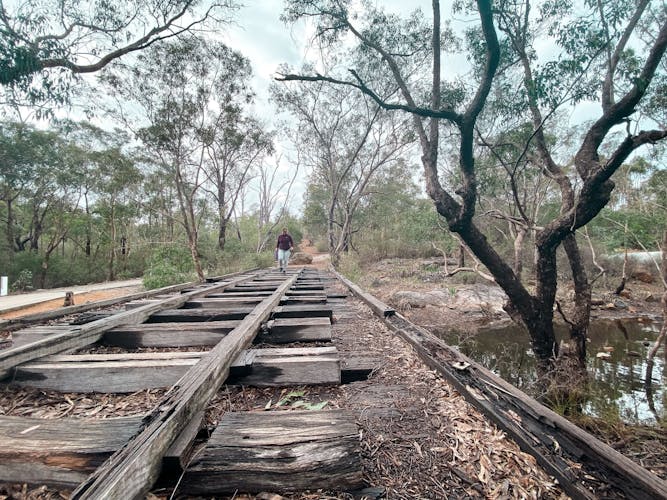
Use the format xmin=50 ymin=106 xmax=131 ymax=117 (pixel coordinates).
xmin=439 ymin=318 xmax=665 ymax=425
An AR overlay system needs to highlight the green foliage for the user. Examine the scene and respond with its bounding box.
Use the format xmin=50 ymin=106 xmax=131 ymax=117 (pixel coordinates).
xmin=588 ymin=208 xmax=666 ymax=252
xmin=11 ymin=269 xmax=33 ymax=292
xmin=267 ymin=390 xmax=328 ymax=411
xmin=142 ymin=245 xmax=197 ymax=289
xmin=0 ymin=0 xmax=229 ymax=110
xmin=337 ymin=254 xmax=363 ymax=283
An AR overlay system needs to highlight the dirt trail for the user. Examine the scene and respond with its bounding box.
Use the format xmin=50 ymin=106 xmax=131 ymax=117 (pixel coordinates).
xmin=298 ymin=239 xmax=331 ymax=270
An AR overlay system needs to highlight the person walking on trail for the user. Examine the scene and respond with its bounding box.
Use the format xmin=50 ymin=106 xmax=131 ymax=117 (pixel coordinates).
xmin=276 ymin=227 xmax=294 ymax=272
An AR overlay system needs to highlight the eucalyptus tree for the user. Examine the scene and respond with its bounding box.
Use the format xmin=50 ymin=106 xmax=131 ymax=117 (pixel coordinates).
xmin=253 ymin=157 xmax=299 ymax=253
xmin=105 ymin=36 xmax=262 ymax=280
xmin=279 ymin=0 xmax=667 ymax=380
xmin=56 ymin=121 xmax=142 ymax=279
xmin=0 ymin=121 xmax=39 ymax=256
xmin=0 ymin=0 xmax=237 ymax=110
xmin=201 ymin=111 xmax=274 ymax=251
xmin=0 ymin=121 xmax=80 ymax=256
xmin=273 ymin=78 xmax=414 ymax=264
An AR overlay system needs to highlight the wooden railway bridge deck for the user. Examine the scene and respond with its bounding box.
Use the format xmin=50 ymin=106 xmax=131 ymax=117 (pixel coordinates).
xmin=0 ymin=267 xmax=666 ymax=499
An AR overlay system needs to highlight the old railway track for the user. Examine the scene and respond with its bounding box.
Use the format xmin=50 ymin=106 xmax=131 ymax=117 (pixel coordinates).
xmin=0 ymin=267 xmax=665 ymax=499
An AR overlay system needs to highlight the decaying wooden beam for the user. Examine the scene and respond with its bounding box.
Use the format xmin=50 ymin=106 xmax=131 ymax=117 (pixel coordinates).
xmin=12 ymin=346 xmax=339 ymax=392
xmin=147 ymin=307 xmax=255 ymax=322
xmin=206 ymin=291 xmax=273 ymax=298
xmin=163 ymin=411 xmax=205 ymax=474
xmin=259 ymin=317 xmax=332 ymax=344
xmin=331 ymin=269 xmax=395 ymax=317
xmin=71 ymin=271 xmax=302 ymax=500
xmin=227 ymin=347 xmax=340 ymax=386
xmin=179 ymin=409 xmax=363 ymax=495
xmin=103 ymin=321 xmax=239 ymax=348
xmin=11 ymin=352 xmax=203 ymax=392
xmin=271 ymin=304 xmax=333 ymax=319
xmin=0 ymin=415 xmax=143 ymax=488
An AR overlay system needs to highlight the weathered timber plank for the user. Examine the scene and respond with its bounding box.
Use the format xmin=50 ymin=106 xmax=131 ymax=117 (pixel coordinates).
xmin=123 ymin=299 xmax=162 ymax=310
xmin=71 ymin=271 xmax=303 ymax=500
xmin=0 ymin=272 xmax=262 ymax=379
xmin=103 ymin=321 xmax=239 ymax=348
xmin=13 ymin=357 xmax=199 ymax=392
xmin=13 ymin=347 xmax=337 ymax=392
xmin=11 ymin=351 xmax=233 ymax=393
xmin=163 ymin=411 xmax=205 ymax=474
xmin=228 ymin=346 xmax=340 ymax=386
xmin=280 ymin=296 xmax=327 ymax=304
xmin=185 ymin=296 xmax=327 ymax=309
xmin=0 ymin=415 xmax=142 ymax=488
xmin=9 ymin=326 xmax=73 ymax=348
xmin=260 ymin=317 xmax=332 ymax=343
xmin=147 ymin=307 xmax=254 ymax=322
xmin=272 ymin=304 xmax=333 ymax=319
xmin=229 ymin=285 xmax=279 ymax=292
xmin=207 ymin=291 xmax=273 ymax=298
xmin=184 ymin=297 xmax=264 ymax=307
xmin=331 ymin=269 xmax=395 ymax=317
xmin=180 ymin=409 xmax=362 ymax=495
xmin=290 ymin=284 xmax=324 ymax=291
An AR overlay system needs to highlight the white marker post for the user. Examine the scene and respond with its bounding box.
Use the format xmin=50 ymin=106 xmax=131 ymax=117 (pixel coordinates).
xmin=0 ymin=276 xmax=7 ymax=296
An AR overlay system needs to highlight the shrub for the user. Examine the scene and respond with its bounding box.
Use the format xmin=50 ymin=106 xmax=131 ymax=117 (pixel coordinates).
xmin=337 ymin=254 xmax=362 ymax=283
xmin=142 ymin=245 xmax=196 ymax=289
xmin=11 ymin=269 xmax=33 ymax=292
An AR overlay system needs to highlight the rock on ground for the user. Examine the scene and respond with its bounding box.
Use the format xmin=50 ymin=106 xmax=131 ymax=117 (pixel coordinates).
xmin=290 ymin=252 xmax=313 ymax=265
xmin=390 ymin=284 xmax=508 ymax=314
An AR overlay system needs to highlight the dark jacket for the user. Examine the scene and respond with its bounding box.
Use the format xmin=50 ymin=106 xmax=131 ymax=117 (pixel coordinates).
xmin=276 ymin=234 xmax=294 ymax=250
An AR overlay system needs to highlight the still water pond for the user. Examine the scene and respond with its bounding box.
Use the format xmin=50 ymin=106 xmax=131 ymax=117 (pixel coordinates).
xmin=439 ymin=318 xmax=665 ymax=425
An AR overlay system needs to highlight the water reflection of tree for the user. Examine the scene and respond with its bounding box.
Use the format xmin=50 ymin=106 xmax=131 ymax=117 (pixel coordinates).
xmin=465 ymin=318 xmax=665 ymax=424
xmin=644 ymin=232 xmax=666 ymax=423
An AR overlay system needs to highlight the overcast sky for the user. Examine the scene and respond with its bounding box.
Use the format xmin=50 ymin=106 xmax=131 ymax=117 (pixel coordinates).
xmin=221 ymin=1 xmax=433 ymax=116
xmin=219 ymin=1 xmax=437 ymax=211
